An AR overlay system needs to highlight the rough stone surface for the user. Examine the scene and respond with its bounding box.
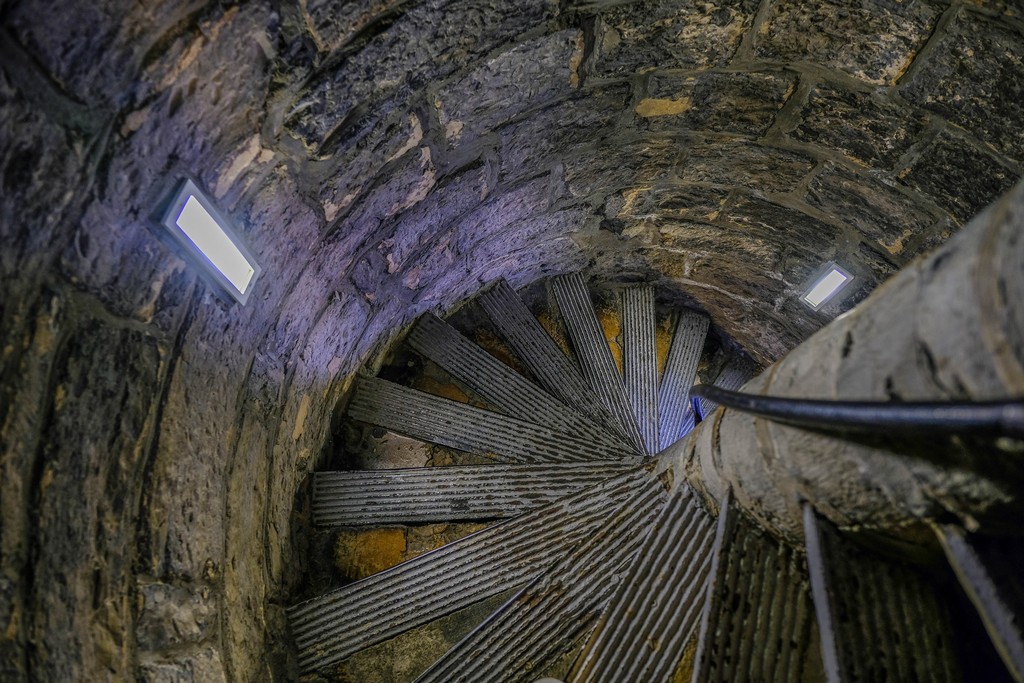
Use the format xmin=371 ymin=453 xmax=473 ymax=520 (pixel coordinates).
xmin=437 ymin=30 xmax=581 ymax=149
xmin=285 ymin=0 xmax=556 ymax=151
xmin=29 ymin=316 xmax=165 ymax=681
xmin=638 ymin=70 xmax=796 ymax=136
xmin=136 ymin=582 xmax=218 ymax=652
xmin=138 ymin=648 xmax=227 ymax=683
xmin=754 ymin=0 xmax=942 ymax=85
xmin=900 ymin=129 xmax=1018 ymax=223
xmin=594 ymin=0 xmax=759 ymax=74
xmin=299 ymin=0 xmax=408 ymax=54
xmin=792 ymin=82 xmax=927 ymax=167
xmin=677 ymin=141 xmax=816 ymax=194
xmin=609 ymin=185 xmax=730 ymax=226
xmin=497 ymin=83 xmax=630 ymax=183
xmin=808 ymin=163 xmax=944 ymax=258
xmin=901 ymin=9 xmax=1024 ymax=162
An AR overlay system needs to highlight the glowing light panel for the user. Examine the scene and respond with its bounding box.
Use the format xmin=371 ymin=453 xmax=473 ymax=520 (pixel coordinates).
xmin=159 ymin=178 xmax=260 ymax=304
xmin=801 ymin=264 xmax=851 ymax=310
xmin=176 ymin=195 xmax=254 ymax=294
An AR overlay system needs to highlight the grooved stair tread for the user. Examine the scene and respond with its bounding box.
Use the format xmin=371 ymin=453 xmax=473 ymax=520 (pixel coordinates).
xmin=478 ymin=279 xmax=634 ymax=448
xmin=347 ymin=375 xmax=635 ymax=464
xmin=288 ymin=466 xmax=656 ymax=673
xmin=551 ymin=273 xmax=645 ymax=452
xmin=805 ymin=505 xmax=960 ymax=683
xmin=312 ymin=462 xmax=642 ymax=526
xmin=621 ymin=285 xmax=659 ymax=454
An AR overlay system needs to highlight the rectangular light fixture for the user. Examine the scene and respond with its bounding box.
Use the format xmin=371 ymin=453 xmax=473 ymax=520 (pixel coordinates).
xmin=160 ymin=178 xmax=261 ymax=304
xmin=800 ymin=262 xmax=852 ymax=310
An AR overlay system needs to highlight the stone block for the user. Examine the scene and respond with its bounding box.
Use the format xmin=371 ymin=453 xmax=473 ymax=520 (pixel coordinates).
xmin=136 ymin=582 xmax=217 ymax=651
xmin=60 ymin=200 xmax=197 ymax=334
xmin=638 ymin=71 xmax=796 ymax=136
xmin=0 ymin=289 xmax=66 ymax=681
xmin=678 ymin=142 xmax=815 ymax=194
xmin=497 ymin=84 xmax=630 ymax=183
xmin=300 ymin=0 xmax=407 ymax=54
xmin=344 ymin=146 xmax=438 ymax=254
xmin=5 ymin=0 xmax=205 ymax=105
xmin=245 ymin=173 xmax=328 ymax=362
xmin=899 ymin=130 xmax=1018 ymax=223
xmin=609 ymin=185 xmax=730 ymax=224
xmin=450 ymin=178 xmax=551 ymax=255
xmin=639 ymin=233 xmax=808 ymax=360
xmin=723 ymin=194 xmax=842 ymax=250
xmin=316 ymin=111 xmax=424 ymax=225
xmin=29 ymin=316 xmax=164 ymax=681
xmin=396 ymin=177 xmax=563 ymax=300
xmin=0 ymin=70 xmax=80 ymax=286
xmin=471 ymin=209 xmax=588 ymax=267
xmin=437 ymin=30 xmax=582 ymax=149
xmin=653 ymin=220 xmax=791 ymax=290
xmin=223 ymin=406 xmax=274 ymax=682
xmin=140 ymin=307 xmax=248 ymax=581
xmin=792 ymin=83 xmax=926 ymax=167
xmin=138 ymin=648 xmax=227 ymax=683
xmin=593 ymin=0 xmax=758 ymax=75
xmin=564 ymin=138 xmax=681 ymax=200
xmin=808 ymin=164 xmax=939 ymax=258
xmin=286 ymin=0 xmax=555 ymax=150
xmin=374 ymin=169 xmax=489 ymax=280
xmin=262 ymin=289 xmax=369 ymax=596
xmin=755 ymin=0 xmax=941 ymax=85
xmin=901 ymin=9 xmax=1024 ymax=162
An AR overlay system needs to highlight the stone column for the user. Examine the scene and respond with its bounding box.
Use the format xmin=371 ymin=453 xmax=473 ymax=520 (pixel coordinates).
xmin=666 ymin=180 xmax=1024 ymax=545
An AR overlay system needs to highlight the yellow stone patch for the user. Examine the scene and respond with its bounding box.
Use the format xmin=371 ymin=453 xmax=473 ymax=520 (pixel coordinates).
xmin=334 ymin=528 xmax=407 ymax=580
xmin=618 ymin=186 xmax=651 ymax=219
xmin=635 ymin=97 xmax=692 ymax=117
xmin=656 ymin=316 xmax=674 ymax=377
xmin=671 ymin=631 xmax=700 ymax=683
xmin=474 ymin=328 xmax=530 ymax=377
xmin=569 ymin=30 xmax=585 ymax=89
xmin=292 ymin=393 xmax=310 ymax=441
xmin=387 ymin=114 xmax=424 ymax=164
xmin=413 ymin=375 xmax=470 ymax=403
xmin=539 ymin=311 xmax=573 ymax=359
xmin=597 ymin=306 xmax=623 ymax=374
xmin=39 ymin=466 xmax=55 ymax=492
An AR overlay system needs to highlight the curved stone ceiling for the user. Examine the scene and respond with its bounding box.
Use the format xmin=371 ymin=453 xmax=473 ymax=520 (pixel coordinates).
xmin=274 ymin=0 xmax=1023 ymax=361
xmin=1 ymin=0 xmax=1023 ymax=680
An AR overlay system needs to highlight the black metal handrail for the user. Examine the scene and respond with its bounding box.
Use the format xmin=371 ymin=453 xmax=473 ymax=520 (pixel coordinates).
xmin=689 ymin=384 xmax=1024 ymax=438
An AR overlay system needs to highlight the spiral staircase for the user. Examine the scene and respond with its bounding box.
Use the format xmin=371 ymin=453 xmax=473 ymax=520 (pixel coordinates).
xmin=286 ymin=272 xmax=1023 ymax=683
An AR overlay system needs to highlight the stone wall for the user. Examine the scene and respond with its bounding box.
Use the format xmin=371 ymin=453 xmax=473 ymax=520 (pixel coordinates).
xmin=0 ymin=0 xmax=1022 ymax=681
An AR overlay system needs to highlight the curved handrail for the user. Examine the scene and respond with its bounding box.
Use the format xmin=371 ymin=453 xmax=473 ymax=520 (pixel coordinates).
xmin=689 ymin=384 xmax=1024 ymax=438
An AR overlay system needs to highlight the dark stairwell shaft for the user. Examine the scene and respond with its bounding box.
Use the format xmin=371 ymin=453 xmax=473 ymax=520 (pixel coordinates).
xmin=664 ymin=179 xmax=1024 ymax=544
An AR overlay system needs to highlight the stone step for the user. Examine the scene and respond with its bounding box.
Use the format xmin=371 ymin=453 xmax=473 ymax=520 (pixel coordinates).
xmin=550 ymin=273 xmax=645 ymax=452
xmin=415 ymin=474 xmax=669 ymax=683
xmin=620 ymin=285 xmax=659 ymax=453
xmin=658 ymin=310 xmax=710 ymax=449
xmin=693 ymin=494 xmax=816 ymax=683
xmin=936 ymin=525 xmax=1024 ymax=681
xmin=347 ymin=376 xmax=635 ymax=464
xmin=288 ymin=467 xmax=656 ymax=673
xmin=804 ymin=505 xmax=960 ymax=683
xmin=478 ymin=279 xmax=632 ymax=447
xmin=407 ymin=313 xmax=632 ymax=452
xmin=312 ymin=462 xmax=642 ymax=526
xmin=572 ymin=485 xmax=716 ymax=683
